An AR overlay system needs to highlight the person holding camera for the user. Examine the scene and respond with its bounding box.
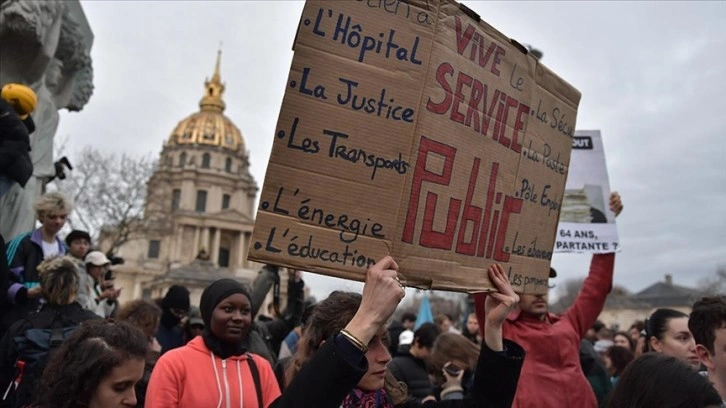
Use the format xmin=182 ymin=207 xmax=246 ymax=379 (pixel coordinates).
xmin=83 ymin=250 xmax=120 ymax=318
xmin=428 ymin=332 xmax=482 ymax=400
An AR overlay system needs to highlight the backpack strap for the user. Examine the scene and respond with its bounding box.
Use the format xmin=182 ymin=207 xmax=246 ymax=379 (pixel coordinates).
xmin=49 ymin=327 xmax=64 ymax=348
xmin=246 ymin=353 xmax=264 ymax=408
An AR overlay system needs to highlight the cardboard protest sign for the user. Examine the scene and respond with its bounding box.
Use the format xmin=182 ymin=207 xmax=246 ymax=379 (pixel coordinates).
xmin=555 ymin=130 xmax=620 ymax=253
xmin=249 ymin=0 xmax=581 ymax=294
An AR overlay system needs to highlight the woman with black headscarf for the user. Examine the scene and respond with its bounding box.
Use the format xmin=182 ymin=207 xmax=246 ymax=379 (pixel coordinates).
xmin=146 ymin=279 xmax=281 ymax=407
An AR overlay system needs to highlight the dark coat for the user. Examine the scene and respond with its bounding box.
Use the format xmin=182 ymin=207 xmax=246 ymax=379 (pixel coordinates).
xmin=388 ymin=351 xmax=434 ymax=401
xmin=156 ymin=321 xmax=185 ymax=355
xmin=0 ymin=235 xmax=9 ymax=313
xmin=0 ymin=99 xmax=33 ymax=187
xmin=3 ymin=229 xmax=67 ymax=334
xmin=270 ymin=337 xmax=525 ymax=408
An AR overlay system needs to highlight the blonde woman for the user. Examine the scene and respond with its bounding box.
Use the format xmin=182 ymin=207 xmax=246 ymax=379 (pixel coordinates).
xmin=3 ymin=192 xmax=73 ymax=335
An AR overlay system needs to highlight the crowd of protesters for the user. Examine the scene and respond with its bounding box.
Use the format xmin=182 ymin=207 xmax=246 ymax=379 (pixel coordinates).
xmin=0 ymin=93 xmax=724 ymax=408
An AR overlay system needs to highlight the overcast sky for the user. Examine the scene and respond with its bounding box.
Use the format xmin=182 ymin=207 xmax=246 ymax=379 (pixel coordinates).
xmin=57 ymin=1 xmax=726 ymax=301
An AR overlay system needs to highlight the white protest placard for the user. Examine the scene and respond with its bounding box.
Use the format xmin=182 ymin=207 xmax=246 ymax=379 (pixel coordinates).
xmin=555 ymin=130 xmax=620 ymax=253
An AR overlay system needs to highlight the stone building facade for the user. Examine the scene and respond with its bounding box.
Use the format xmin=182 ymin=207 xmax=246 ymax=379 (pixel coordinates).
xmin=107 ymin=51 xmax=263 ymax=306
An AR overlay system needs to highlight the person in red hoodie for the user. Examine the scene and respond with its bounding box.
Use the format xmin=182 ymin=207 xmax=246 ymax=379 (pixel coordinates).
xmin=474 ymin=191 xmax=623 ymax=408
xmin=146 ymin=279 xmax=281 ymax=407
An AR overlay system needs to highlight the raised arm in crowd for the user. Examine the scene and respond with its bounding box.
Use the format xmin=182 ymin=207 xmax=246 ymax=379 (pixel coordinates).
xmin=270 ymin=256 xmax=525 ymax=408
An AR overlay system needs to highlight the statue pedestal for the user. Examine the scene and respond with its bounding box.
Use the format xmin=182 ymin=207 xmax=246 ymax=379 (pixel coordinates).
xmin=0 ymin=0 xmax=94 ymax=238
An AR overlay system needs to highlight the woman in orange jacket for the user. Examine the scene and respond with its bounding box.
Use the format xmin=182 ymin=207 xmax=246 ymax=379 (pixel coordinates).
xmin=146 ymin=279 xmax=281 ymax=407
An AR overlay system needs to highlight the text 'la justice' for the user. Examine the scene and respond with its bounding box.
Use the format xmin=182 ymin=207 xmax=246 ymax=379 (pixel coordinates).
xmin=294 ymin=67 xmax=415 ymax=123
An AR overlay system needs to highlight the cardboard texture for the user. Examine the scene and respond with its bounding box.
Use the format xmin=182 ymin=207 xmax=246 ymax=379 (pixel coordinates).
xmin=249 ymin=0 xmax=581 ymax=294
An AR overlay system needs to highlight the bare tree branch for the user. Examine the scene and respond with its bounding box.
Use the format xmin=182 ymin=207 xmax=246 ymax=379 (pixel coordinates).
xmin=698 ymin=266 xmax=726 ymax=297
xmin=48 ymin=146 xmax=157 ymax=255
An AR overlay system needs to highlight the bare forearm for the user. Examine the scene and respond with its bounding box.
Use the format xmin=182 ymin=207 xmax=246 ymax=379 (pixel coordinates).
xmin=343 ymin=313 xmax=382 ymax=346
xmin=484 ymin=319 xmax=503 ymax=352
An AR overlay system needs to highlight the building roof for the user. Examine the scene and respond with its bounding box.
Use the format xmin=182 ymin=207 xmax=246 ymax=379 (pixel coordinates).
xmin=147 ymin=258 xmax=252 ymax=289
xmin=603 ymin=294 xmax=651 ymax=310
xmin=633 ymin=275 xmax=702 ymax=308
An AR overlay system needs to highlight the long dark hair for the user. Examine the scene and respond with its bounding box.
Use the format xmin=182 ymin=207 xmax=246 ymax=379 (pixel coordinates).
xmin=285 ymin=291 xmax=408 ymax=405
xmin=613 ymin=331 xmax=635 ymax=352
xmin=606 ymin=353 xmax=721 ymax=408
xmin=643 ymin=308 xmax=688 ymax=353
xmin=35 ymin=320 xmax=148 ymax=408
xmin=605 ymin=346 xmax=634 ymax=378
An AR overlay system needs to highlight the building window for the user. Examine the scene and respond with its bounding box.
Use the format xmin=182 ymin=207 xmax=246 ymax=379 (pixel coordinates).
xmin=218 ymin=247 xmax=230 ymax=267
xmin=171 ymin=189 xmax=181 ymax=210
xmin=202 ymin=153 xmax=211 ymax=169
xmin=222 ymin=194 xmax=231 ymax=210
xmin=196 ymin=190 xmax=207 ymax=212
xmin=179 ymin=152 xmax=187 ymax=167
xmin=148 ymin=240 xmax=161 ymax=259
xmin=225 ymin=158 xmax=232 ymax=173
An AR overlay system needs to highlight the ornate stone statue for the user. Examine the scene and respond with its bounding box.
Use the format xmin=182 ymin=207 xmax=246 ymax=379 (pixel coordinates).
xmin=0 ymin=0 xmax=94 ymax=238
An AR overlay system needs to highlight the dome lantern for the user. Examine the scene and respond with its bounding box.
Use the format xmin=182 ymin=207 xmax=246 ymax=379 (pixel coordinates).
xmin=166 ymin=48 xmax=245 ymax=153
xmin=199 ymin=49 xmax=226 ymax=113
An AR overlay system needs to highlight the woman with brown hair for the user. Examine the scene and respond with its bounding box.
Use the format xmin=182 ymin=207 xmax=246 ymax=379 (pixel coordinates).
xmin=34 ymin=320 xmax=149 ymax=408
xmin=117 ymin=300 xmax=162 ymax=352
xmin=602 ymin=345 xmax=634 ymax=386
xmin=116 ymin=299 xmax=162 ymax=407
xmin=643 ymin=308 xmax=700 ymax=370
xmin=428 ymin=333 xmax=481 ymax=399
xmin=273 ymin=258 xmax=525 ymax=408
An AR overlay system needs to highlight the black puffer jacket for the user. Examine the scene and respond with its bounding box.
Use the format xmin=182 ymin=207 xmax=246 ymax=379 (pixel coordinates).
xmin=0 ymin=99 xmax=33 ymax=187
xmin=388 ymin=351 xmax=435 ymax=401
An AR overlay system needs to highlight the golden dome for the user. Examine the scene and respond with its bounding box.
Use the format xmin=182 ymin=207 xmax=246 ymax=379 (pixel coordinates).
xmin=167 ymin=50 xmax=245 ymax=153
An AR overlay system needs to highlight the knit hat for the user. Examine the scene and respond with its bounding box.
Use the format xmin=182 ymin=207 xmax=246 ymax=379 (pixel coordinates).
xmin=199 ymin=279 xmax=251 ymax=328
xmin=1 ymin=83 xmax=37 ymax=120
xmin=65 ymin=230 xmax=91 ymax=246
xmin=161 ymin=285 xmax=190 ymax=311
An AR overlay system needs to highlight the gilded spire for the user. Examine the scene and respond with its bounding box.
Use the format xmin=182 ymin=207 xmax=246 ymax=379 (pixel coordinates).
xmin=199 ymin=46 xmax=226 ymax=113
xmin=212 ymin=48 xmax=222 ymax=83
